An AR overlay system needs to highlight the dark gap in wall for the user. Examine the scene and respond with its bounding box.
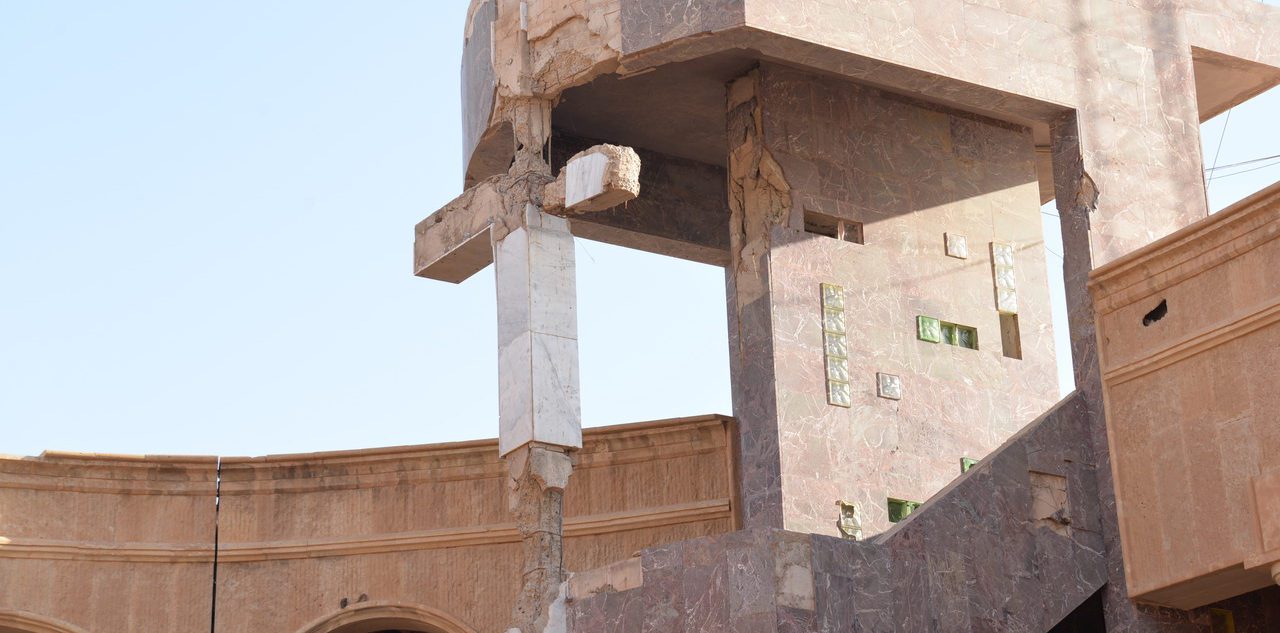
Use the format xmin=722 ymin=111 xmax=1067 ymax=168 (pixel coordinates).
xmin=804 ymin=210 xmax=863 ymax=244
xmin=1141 ymin=299 xmax=1168 ymax=326
xmin=1048 ymin=587 xmax=1105 ymax=632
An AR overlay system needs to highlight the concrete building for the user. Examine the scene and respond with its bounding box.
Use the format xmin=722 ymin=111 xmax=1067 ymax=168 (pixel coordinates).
xmin=2 ymin=0 xmax=1280 ymax=631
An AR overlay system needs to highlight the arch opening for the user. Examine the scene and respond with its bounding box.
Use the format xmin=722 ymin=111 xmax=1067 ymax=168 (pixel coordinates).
xmin=295 ymin=604 xmax=476 ymax=633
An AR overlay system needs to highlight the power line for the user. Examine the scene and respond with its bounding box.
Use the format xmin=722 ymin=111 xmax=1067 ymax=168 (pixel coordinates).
xmin=210 ymin=457 xmax=221 ymax=633
xmin=1208 ymin=158 xmax=1280 ymax=181
xmin=1206 ymin=108 xmax=1233 ymax=189
xmin=1204 ymin=153 xmax=1280 ymax=172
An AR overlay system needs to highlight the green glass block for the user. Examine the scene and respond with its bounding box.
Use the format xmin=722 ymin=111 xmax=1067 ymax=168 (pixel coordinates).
xmin=824 ymin=332 xmax=848 ymax=358
xmin=823 ymin=308 xmax=846 ymax=334
xmin=916 ymin=316 xmax=941 ymax=343
xmin=956 ymin=326 xmax=978 ymax=350
xmin=887 ymin=498 xmax=922 ymax=523
xmin=940 ymin=322 xmax=956 ymax=345
xmin=960 ymin=457 xmax=978 ymax=473
xmin=821 ymin=283 xmax=844 ymax=309
xmin=827 ymin=380 xmax=852 ymax=408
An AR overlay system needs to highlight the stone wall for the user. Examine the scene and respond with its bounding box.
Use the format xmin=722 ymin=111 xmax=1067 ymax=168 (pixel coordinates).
xmin=564 ymin=395 xmax=1280 ymax=631
xmin=567 ymin=393 xmax=1106 ymax=631
xmin=739 ymin=62 xmax=1060 ymax=537
xmin=0 ymin=416 xmax=735 ymax=633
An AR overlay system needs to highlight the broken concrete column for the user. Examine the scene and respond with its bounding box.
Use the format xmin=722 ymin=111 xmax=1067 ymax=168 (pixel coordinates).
xmin=506 ymin=443 xmax=574 ymax=633
xmin=724 ymin=68 xmax=792 ymax=530
xmin=494 ymin=87 xmax=581 ymax=632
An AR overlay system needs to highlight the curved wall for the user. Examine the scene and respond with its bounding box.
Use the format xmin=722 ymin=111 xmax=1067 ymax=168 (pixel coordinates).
xmin=0 ymin=415 xmax=735 ymax=632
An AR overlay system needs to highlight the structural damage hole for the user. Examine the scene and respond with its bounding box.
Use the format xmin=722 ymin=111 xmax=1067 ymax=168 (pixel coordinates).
xmin=1141 ymin=299 xmax=1168 ymax=326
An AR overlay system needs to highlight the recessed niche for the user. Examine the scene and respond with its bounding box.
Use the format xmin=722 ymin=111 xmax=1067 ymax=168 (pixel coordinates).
xmin=999 ymin=313 xmax=1022 ymax=360
xmin=1029 ymin=471 xmax=1071 ymax=537
xmin=804 ymin=210 xmax=864 ymax=244
xmin=918 ymin=315 xmax=978 ymax=350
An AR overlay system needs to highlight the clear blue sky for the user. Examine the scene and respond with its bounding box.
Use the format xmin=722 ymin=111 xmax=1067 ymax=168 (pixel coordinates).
xmin=2 ymin=3 xmax=1276 ymax=457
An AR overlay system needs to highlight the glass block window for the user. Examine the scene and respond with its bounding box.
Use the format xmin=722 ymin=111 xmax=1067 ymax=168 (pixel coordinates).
xmin=917 ymin=316 xmax=941 ymax=343
xmin=991 ymin=242 xmax=1018 ymax=314
xmin=821 ymin=283 xmax=851 ymax=408
xmin=876 ymin=372 xmax=902 ymax=400
xmin=960 ymin=457 xmax=978 ymax=473
xmin=887 ymin=498 xmax=921 ymax=523
xmin=918 ymin=315 xmax=978 ymax=350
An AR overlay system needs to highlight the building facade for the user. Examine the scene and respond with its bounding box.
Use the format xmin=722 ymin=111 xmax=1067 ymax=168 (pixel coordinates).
xmin=3 ymin=0 xmax=1280 ymax=631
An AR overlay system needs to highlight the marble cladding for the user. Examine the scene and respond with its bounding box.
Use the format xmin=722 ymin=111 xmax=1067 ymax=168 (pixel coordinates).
xmin=467 ymin=0 xmax=1280 ymax=270
xmin=736 ymin=62 xmax=1060 ymax=538
xmin=566 ymin=393 xmax=1117 ymax=632
xmin=495 ymin=205 xmax=583 ymax=455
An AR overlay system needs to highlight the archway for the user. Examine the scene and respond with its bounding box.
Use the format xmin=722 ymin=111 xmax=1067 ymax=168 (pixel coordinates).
xmin=0 ymin=611 xmax=92 ymax=633
xmin=294 ymin=603 xmax=476 ymax=633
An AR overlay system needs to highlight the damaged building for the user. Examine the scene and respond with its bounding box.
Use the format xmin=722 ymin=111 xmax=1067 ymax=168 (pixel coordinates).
xmin=2 ymin=0 xmax=1280 ymax=631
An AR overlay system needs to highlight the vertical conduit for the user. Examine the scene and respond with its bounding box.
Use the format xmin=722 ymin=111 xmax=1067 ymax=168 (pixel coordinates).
xmin=210 ymin=457 xmax=222 ymax=633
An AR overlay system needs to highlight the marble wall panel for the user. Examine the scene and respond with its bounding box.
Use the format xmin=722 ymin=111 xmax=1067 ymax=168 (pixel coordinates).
xmin=565 ymin=392 xmax=1107 ymax=630
xmin=740 ymin=62 xmax=1059 ymax=537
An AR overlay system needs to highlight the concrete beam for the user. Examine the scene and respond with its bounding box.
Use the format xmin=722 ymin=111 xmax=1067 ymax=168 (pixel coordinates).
xmin=413 ymin=178 xmax=502 ymax=284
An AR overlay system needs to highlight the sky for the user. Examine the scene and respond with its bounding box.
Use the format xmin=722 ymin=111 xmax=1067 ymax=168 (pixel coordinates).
xmin=1 ymin=3 xmax=1277 ymax=458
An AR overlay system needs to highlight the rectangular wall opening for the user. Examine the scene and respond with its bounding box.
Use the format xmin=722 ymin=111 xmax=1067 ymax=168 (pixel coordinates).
xmin=1000 ymin=313 xmax=1023 ymax=359
xmin=804 ymin=210 xmax=864 ymax=244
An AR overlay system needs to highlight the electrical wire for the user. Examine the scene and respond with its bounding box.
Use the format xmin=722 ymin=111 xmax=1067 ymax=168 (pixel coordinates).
xmin=210 ymin=457 xmax=221 ymax=633
xmin=1206 ymin=158 xmax=1280 ymax=181
xmin=1206 ymin=109 xmax=1233 ymax=189
xmin=1204 ymin=153 xmax=1280 ymax=172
